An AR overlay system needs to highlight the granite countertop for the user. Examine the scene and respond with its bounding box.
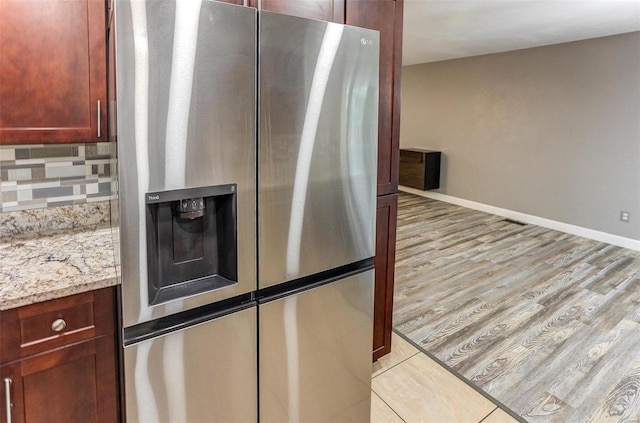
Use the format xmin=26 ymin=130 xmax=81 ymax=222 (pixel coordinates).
xmin=0 ymin=202 xmax=119 ymax=311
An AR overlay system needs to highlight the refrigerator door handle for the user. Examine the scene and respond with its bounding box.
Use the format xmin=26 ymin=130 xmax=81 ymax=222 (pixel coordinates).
xmin=257 ymin=258 xmax=374 ymax=304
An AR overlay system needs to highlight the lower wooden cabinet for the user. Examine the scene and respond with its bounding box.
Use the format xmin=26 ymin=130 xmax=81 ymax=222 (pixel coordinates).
xmin=0 ymin=288 xmax=118 ymax=423
xmin=373 ymin=193 xmax=398 ymax=361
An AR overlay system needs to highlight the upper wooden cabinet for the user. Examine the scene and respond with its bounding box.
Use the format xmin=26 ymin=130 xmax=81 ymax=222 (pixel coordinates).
xmin=249 ymin=0 xmax=345 ymax=23
xmin=346 ymin=0 xmax=403 ymax=196
xmin=0 ymin=0 xmax=107 ymax=145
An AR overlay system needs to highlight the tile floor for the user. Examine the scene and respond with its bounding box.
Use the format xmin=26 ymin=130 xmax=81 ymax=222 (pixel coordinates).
xmin=371 ymin=333 xmax=521 ymax=423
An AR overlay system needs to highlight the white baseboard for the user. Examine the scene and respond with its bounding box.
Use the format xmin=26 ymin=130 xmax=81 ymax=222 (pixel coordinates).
xmin=399 ymin=186 xmax=640 ymax=252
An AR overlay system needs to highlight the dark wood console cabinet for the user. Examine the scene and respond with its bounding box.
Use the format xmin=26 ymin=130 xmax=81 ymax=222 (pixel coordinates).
xmin=399 ymin=148 xmax=442 ymax=190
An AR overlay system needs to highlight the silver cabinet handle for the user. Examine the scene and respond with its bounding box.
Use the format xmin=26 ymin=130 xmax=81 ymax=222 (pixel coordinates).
xmin=4 ymin=377 xmax=11 ymax=423
xmin=97 ymin=100 xmax=102 ymax=138
xmin=51 ymin=318 xmax=67 ymax=332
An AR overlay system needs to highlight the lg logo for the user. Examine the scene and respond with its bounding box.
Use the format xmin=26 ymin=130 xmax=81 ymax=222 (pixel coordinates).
xmin=360 ymin=38 xmax=373 ymax=46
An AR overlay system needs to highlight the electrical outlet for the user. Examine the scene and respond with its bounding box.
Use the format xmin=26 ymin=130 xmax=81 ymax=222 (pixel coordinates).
xmin=620 ymin=211 xmax=630 ymax=223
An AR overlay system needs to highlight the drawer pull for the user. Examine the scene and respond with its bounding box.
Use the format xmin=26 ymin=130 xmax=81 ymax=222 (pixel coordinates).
xmin=4 ymin=377 xmax=12 ymax=423
xmin=51 ymin=319 xmax=67 ymax=332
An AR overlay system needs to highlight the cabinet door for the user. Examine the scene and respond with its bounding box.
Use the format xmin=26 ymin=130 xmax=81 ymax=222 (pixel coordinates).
xmin=1 ymin=336 xmax=118 ymax=423
xmin=0 ymin=0 xmax=107 ymax=144
xmin=250 ymin=0 xmax=345 ymax=23
xmin=346 ymin=0 xmax=403 ymax=196
xmin=373 ymin=193 xmax=398 ymax=360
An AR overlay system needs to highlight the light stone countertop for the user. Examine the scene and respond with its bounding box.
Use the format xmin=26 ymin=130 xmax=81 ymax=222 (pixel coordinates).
xmin=0 ymin=202 xmax=119 ymax=311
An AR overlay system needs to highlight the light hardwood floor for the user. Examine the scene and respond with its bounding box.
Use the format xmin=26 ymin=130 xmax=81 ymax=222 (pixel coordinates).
xmin=393 ymin=192 xmax=640 ymax=422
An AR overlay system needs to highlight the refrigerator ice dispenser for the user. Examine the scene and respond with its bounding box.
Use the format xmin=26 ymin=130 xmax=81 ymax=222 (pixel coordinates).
xmin=145 ymin=184 xmax=238 ymax=306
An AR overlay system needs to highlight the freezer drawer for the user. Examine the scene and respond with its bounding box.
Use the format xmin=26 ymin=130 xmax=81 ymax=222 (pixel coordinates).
xmin=259 ymin=269 xmax=374 ymax=422
xmin=123 ymin=307 xmax=257 ymax=423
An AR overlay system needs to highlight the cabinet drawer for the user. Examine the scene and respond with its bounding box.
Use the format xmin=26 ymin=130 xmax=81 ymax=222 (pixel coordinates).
xmin=0 ymin=288 xmax=115 ymax=363
xmin=20 ymin=300 xmax=95 ymax=348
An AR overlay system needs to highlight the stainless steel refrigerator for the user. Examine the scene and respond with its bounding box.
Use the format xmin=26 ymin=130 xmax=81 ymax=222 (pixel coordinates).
xmin=114 ymin=1 xmax=378 ymax=421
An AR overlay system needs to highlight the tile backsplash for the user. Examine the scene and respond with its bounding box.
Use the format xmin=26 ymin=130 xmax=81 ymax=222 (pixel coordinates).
xmin=0 ymin=143 xmax=116 ymax=212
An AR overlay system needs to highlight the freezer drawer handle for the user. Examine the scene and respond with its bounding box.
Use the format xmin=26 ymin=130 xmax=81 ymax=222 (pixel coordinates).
xmin=4 ymin=377 xmax=12 ymax=423
xmin=51 ymin=318 xmax=67 ymax=332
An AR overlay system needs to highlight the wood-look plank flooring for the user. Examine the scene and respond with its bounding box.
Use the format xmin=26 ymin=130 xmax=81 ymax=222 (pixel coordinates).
xmin=393 ymin=192 xmax=640 ymax=423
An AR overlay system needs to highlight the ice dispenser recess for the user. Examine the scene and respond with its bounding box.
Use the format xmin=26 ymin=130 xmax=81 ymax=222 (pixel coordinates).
xmin=145 ymin=184 xmax=238 ymax=306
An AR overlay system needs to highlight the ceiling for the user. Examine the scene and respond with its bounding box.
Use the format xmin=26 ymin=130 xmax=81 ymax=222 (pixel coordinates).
xmin=403 ymin=0 xmax=640 ymax=66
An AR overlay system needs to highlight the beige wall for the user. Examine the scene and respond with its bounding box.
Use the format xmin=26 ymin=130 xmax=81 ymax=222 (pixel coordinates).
xmin=401 ymin=32 xmax=640 ymax=240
